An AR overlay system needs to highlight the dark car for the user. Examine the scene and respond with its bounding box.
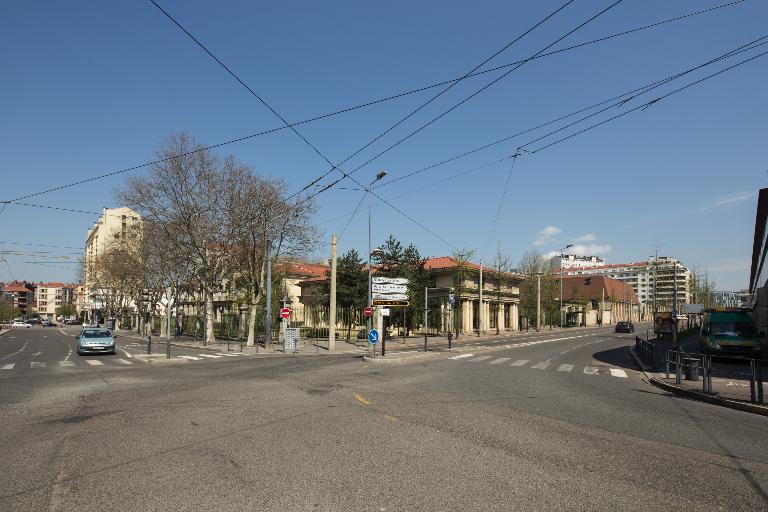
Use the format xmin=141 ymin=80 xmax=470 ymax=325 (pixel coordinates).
xmin=42 ymin=321 xmax=57 ymax=327
xmin=615 ymin=321 xmax=634 ymax=333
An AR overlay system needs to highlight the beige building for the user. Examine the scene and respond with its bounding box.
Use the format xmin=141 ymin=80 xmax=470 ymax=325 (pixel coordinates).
xmin=83 ymin=207 xmax=141 ymax=320
xmin=34 ymin=282 xmax=76 ymax=320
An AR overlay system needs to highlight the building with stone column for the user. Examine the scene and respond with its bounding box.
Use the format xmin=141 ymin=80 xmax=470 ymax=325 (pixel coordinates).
xmin=423 ymin=257 xmax=525 ymax=335
xmin=559 ymin=275 xmax=642 ymax=326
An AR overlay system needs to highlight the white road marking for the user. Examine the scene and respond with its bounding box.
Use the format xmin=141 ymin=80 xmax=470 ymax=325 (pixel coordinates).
xmin=30 ymin=362 xmax=47 ymax=368
xmin=449 ymin=354 xmax=474 ymax=360
xmin=178 ymin=355 xmax=202 ymax=361
xmin=198 ymin=354 xmax=224 ymax=359
xmin=221 ymin=353 xmax=241 ymax=357
xmin=531 ymin=361 xmax=551 ymax=370
xmin=511 ymin=359 xmax=529 ymax=367
xmin=59 ymin=361 xmax=76 ymax=367
xmin=119 ymin=347 xmax=133 ymax=358
xmin=583 ymin=366 xmax=599 ymax=375
xmin=609 ymin=368 xmax=628 ymax=378
xmin=557 ymin=364 xmax=574 ymax=372
xmin=85 ymin=360 xmax=104 ymax=366
xmin=32 ymin=352 xmax=42 ymax=356
xmin=489 ymin=358 xmax=510 ymax=365
xmin=2 ymin=363 xmax=15 ymax=370
xmin=114 ymin=359 xmax=132 ymax=365
xmin=469 ymin=356 xmax=492 ymax=362
xmin=1 ymin=340 xmax=30 ymax=360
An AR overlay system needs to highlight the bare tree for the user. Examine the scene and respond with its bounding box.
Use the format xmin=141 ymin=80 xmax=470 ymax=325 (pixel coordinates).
xmin=227 ymin=168 xmax=318 ymax=346
xmin=517 ymin=250 xmax=558 ymax=328
xmin=117 ymin=133 xmax=239 ymax=344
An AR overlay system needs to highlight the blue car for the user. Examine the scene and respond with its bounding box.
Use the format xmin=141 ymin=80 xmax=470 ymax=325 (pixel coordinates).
xmin=78 ymin=328 xmax=116 ymax=355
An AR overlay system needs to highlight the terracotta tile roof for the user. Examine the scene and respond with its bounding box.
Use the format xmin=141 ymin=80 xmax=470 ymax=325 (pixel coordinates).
xmin=560 ymin=275 xmax=638 ymax=303
xmin=424 ymin=257 xmax=524 ymax=278
xmin=3 ymin=281 xmax=34 ymax=292
xmin=283 ymin=262 xmax=329 ymax=279
xmin=36 ymin=282 xmax=75 ymax=288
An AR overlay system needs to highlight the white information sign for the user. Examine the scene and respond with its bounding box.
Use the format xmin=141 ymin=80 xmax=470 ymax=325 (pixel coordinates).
xmin=372 ymin=293 xmax=409 ymax=301
xmin=372 ymin=283 xmax=408 ymax=294
xmin=372 ymin=277 xmax=409 ymax=285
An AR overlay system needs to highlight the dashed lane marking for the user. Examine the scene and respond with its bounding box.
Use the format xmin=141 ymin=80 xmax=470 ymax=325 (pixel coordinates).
xmin=511 ymin=359 xmax=529 ymax=367
xmin=449 ymin=354 xmax=474 ymax=360
xmin=557 ymin=364 xmax=574 ymax=372
xmin=489 ymin=358 xmax=510 ymax=365
xmin=30 ymin=362 xmax=47 ymax=368
xmin=609 ymin=368 xmax=628 ymax=378
xmin=355 ymin=394 xmax=370 ymax=406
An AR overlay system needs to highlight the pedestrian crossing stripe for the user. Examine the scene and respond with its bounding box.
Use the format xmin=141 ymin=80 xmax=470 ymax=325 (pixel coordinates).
xmin=583 ymin=367 xmax=599 ymax=375
xmin=2 ymin=363 xmax=15 ymax=370
xmin=59 ymin=361 xmax=76 ymax=367
xmin=489 ymin=358 xmax=510 ymax=365
xmin=557 ymin=364 xmax=574 ymax=372
xmin=511 ymin=359 xmax=529 ymax=366
xmin=609 ymin=368 xmax=628 ymax=378
xmin=470 ymin=356 xmax=492 ymax=362
xmin=452 ymin=357 xmax=630 ymax=378
xmin=30 ymin=362 xmax=46 ymax=368
xmin=531 ymin=361 xmax=550 ymax=370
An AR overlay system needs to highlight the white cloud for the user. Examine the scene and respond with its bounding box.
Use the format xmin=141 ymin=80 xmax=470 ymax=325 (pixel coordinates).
xmin=533 ymin=226 xmax=561 ymax=246
xmin=574 ymin=233 xmax=596 ymax=242
xmin=697 ymin=191 xmax=756 ymax=212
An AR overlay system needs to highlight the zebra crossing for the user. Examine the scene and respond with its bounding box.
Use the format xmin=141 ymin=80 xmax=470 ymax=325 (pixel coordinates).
xmin=449 ymin=353 xmax=632 ymax=378
xmin=0 ymin=351 xmax=249 ymax=372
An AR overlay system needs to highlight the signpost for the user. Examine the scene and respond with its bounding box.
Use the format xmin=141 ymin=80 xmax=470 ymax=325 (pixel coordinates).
xmin=368 ymin=328 xmax=379 ymax=359
xmin=280 ymin=307 xmax=291 ymax=319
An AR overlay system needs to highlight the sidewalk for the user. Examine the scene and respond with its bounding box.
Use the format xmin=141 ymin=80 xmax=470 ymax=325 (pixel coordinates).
xmin=629 ymin=334 xmax=768 ymax=416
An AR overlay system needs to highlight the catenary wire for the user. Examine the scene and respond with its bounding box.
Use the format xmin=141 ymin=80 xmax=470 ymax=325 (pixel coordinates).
xmin=0 ymin=0 xmax=740 ymax=206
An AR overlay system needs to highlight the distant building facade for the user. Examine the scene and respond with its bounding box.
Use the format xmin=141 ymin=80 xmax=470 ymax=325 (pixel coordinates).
xmin=2 ymin=281 xmax=35 ymax=316
xmin=33 ymin=282 xmax=76 ymax=320
xmin=561 ymin=256 xmax=690 ymax=310
xmin=83 ymin=207 xmax=142 ymax=321
xmin=551 ymin=254 xmax=605 ymax=270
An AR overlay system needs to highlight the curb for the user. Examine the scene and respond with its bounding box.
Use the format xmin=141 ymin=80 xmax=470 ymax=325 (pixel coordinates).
xmin=0 ymin=330 xmax=10 ymax=337
xmin=627 ymin=347 xmax=768 ymax=417
xmin=132 ymin=354 xmax=189 ymax=365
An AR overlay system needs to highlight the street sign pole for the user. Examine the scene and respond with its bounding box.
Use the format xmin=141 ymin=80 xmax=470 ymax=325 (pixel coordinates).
xmin=424 ymin=286 xmax=428 ymax=352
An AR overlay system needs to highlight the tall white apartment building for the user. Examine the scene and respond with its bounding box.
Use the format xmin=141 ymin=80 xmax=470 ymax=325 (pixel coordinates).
xmin=83 ymin=207 xmax=141 ymax=319
xmin=550 ymin=254 xmax=605 ymax=270
xmin=34 ymin=282 xmax=76 ymax=320
xmin=561 ymin=256 xmax=690 ymax=308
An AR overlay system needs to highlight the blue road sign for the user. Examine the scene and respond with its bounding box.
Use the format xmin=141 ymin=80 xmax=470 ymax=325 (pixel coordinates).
xmin=368 ymin=329 xmax=379 ymax=344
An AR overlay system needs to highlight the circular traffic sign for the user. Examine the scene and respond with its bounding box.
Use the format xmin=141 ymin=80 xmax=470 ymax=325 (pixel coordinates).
xmin=368 ymin=329 xmax=379 ymax=344
xmin=364 ymin=306 xmax=373 ymax=317
xmin=280 ymin=307 xmax=291 ymax=319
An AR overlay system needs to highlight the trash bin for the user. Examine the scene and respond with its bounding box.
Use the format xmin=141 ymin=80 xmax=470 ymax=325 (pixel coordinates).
xmin=683 ymin=358 xmax=700 ymax=380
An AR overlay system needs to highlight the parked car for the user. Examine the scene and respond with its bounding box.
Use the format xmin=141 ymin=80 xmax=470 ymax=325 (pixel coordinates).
xmin=26 ymin=318 xmax=40 ymax=325
xmin=42 ymin=321 xmax=57 ymax=327
xmin=11 ymin=321 xmax=31 ymax=328
xmin=77 ymin=328 xmax=116 ymax=355
xmin=615 ymin=321 xmax=635 ymax=333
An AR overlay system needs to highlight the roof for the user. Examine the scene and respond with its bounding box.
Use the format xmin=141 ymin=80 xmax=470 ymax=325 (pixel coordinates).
xmin=281 ymin=262 xmax=329 ymax=279
xmin=36 ymin=282 xmax=75 ymax=288
xmin=562 ymin=261 xmax=649 ymax=272
xmin=3 ymin=281 xmax=34 ymax=293
xmin=424 ymin=257 xmax=524 ymax=278
xmin=560 ymin=275 xmax=639 ymax=303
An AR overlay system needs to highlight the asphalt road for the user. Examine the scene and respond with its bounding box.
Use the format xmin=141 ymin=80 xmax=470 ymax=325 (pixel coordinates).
xmin=1 ymin=325 xmax=766 ymax=511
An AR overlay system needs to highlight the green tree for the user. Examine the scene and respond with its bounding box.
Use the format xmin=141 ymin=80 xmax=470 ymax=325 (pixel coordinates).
xmin=55 ymin=303 xmax=78 ymax=318
xmin=319 ymin=249 xmax=367 ymax=339
xmin=517 ymin=250 xmax=558 ymax=328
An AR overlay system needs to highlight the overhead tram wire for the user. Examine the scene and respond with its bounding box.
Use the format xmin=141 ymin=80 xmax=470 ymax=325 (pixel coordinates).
xmin=482 ymin=154 xmax=520 ymax=259
xmin=372 ymin=34 xmax=768 ymax=190
xmin=317 ymin=0 xmax=626 ymax=204
xmin=293 ymin=0 xmax=746 ymax=199
xmin=0 ymin=0 xmax=741 ymax=207
xmin=149 ymin=0 xmax=458 ymax=249
xmin=291 ymin=0 xmax=577 ymax=199
xmin=323 ymin=40 xmax=768 ymax=233
xmin=332 ymin=0 xmax=625 ymax=238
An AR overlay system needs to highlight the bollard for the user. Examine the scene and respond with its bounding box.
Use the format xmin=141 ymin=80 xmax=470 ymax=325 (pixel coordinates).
xmin=757 ymin=360 xmax=764 ymax=404
xmin=448 ymin=331 xmax=453 ymax=350
xmin=166 ymin=337 xmax=170 ymax=359
xmin=750 ymin=360 xmax=757 ymax=403
xmin=147 ymin=335 xmax=152 ymax=354
xmin=240 ymin=338 xmax=243 ymax=353
xmin=675 ymin=352 xmax=682 ymax=384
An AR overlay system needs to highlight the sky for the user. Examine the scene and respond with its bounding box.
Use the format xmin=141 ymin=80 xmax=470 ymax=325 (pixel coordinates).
xmin=1 ymin=0 xmax=766 ymax=290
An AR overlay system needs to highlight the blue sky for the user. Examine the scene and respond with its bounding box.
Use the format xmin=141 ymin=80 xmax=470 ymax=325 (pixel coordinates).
xmin=1 ymin=0 xmax=766 ymax=290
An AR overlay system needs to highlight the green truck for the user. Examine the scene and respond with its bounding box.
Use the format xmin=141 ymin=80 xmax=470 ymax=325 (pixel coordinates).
xmin=699 ymin=309 xmax=762 ymax=357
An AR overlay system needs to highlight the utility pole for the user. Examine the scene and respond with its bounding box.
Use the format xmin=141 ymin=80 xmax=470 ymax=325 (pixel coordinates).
xmin=536 ymin=273 xmax=541 ymax=332
xmin=265 ymin=242 xmax=272 ymax=350
xmin=328 ymin=234 xmax=337 ymax=351
xmin=672 ymin=258 xmax=678 ymax=350
xmin=367 ymin=207 xmax=372 ymax=337
xmin=601 ymin=286 xmax=605 ymax=326
xmin=478 ymin=260 xmax=483 ymax=336
xmin=423 ymin=286 xmax=428 ymax=352
xmin=652 ymin=247 xmax=658 ymax=315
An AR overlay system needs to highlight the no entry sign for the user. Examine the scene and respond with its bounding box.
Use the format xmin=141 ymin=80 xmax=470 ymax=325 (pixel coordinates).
xmin=364 ymin=306 xmax=373 ymax=317
xmin=280 ymin=307 xmax=291 ymax=319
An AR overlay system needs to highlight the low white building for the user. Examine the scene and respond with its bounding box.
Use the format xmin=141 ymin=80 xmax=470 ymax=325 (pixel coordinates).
xmin=550 ymin=255 xmax=605 ymax=270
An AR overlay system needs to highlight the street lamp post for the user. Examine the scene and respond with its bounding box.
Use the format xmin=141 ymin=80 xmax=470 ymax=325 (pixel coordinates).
xmin=367 ymin=171 xmax=388 ymax=339
xmin=559 ymin=244 xmax=573 ymax=329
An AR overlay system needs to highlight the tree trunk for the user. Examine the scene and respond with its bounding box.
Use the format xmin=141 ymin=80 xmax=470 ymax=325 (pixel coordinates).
xmin=205 ymin=291 xmax=216 ymax=344
xmin=247 ymin=302 xmax=258 ymax=346
xmin=247 ymin=255 xmax=267 ymax=347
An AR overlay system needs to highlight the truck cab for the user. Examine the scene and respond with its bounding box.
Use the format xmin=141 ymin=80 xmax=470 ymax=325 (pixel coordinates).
xmin=699 ymin=309 xmax=761 ymax=357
